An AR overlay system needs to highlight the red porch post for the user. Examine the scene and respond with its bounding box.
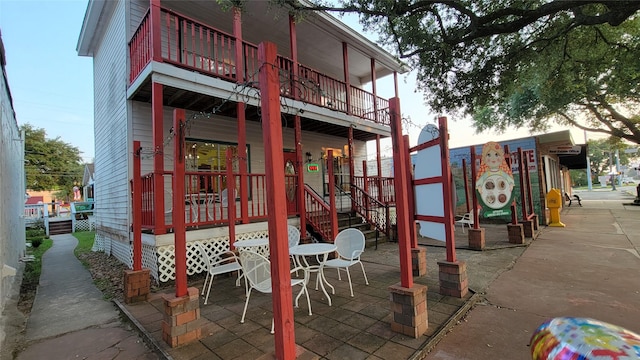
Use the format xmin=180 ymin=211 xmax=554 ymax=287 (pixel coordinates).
xmin=150 ymin=0 xmax=162 ymax=62
xmin=462 ymin=158 xmax=471 ymax=213
xmin=370 ymin=58 xmax=378 ymax=123
xmin=152 ymin=82 xmax=166 ymax=234
xmin=327 ymin=151 xmax=339 ymax=241
xmin=362 ymin=160 xmax=369 ymax=214
xmin=226 ymin=153 xmax=236 ymax=246
xmin=348 ymin=127 xmax=355 ymax=212
xmin=376 ymin=135 xmax=383 ymax=202
xmin=259 ymin=41 xmax=296 ymax=359
xmin=133 ymin=141 xmax=143 ymax=271
xmin=403 ymin=135 xmax=417 ymax=249
xmin=467 ymin=146 xmax=485 ymax=250
xmin=172 ymin=109 xmax=188 ymax=297
xmin=389 ymin=98 xmax=413 ymax=288
xmin=342 ymin=42 xmax=351 ymax=115
xmin=289 ymin=15 xmax=306 ymax=233
xmin=438 ymin=117 xmax=456 ymax=263
xmin=232 ymin=7 xmax=249 ymax=223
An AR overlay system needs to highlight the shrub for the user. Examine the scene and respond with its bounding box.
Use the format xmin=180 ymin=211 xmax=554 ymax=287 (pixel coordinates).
xmin=31 ymin=238 xmax=43 ymax=248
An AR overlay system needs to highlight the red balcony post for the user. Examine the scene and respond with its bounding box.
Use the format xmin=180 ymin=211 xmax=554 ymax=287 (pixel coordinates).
xmin=370 ymin=58 xmax=378 ymax=123
xmin=295 ymin=116 xmax=306 ymax=232
xmin=149 ymin=0 xmax=162 ymax=62
xmin=226 ymin=152 xmax=236 ymax=246
xmin=462 ymin=158 xmax=471 ymax=214
xmin=327 ymin=150 xmax=339 ymax=242
xmin=173 ymin=109 xmax=188 ymax=298
xmin=133 ymin=141 xmax=143 ymax=271
xmin=342 ymin=43 xmax=351 ymax=115
xmin=389 ymin=97 xmax=413 ymax=288
xmin=404 ymin=135 xmax=417 ymax=249
xmin=258 ymin=41 xmax=296 ymax=359
xmin=152 ymin=82 xmax=166 ymax=234
xmin=362 ymin=160 xmax=369 ymax=214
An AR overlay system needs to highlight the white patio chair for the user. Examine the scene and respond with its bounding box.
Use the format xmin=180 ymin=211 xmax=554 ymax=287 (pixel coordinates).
xmin=239 ymin=250 xmax=311 ymax=334
xmin=455 ymin=209 xmax=477 ymax=233
xmin=196 ymin=242 xmax=244 ymax=305
xmin=288 ymin=225 xmax=301 ymax=275
xmin=322 ymin=228 xmax=369 ymax=297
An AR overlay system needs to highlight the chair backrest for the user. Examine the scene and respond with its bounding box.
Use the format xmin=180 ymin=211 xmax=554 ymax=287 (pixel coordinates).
xmin=287 ymin=225 xmax=300 ymax=248
xmin=239 ymin=250 xmax=272 ymax=292
xmin=196 ymin=242 xmax=211 ymax=270
xmin=220 ymin=188 xmax=238 ymax=206
xmin=334 ymin=228 xmax=366 ymax=260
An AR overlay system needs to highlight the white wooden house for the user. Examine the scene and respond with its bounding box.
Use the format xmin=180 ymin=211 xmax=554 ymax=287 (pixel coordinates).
xmin=77 ymin=0 xmax=405 ymax=282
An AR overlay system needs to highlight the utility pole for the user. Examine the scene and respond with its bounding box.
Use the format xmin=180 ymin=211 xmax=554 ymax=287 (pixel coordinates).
xmin=585 ymin=130 xmax=592 ymax=191
xmin=610 ymin=150 xmax=617 ymax=191
xmin=615 ymin=149 xmax=621 ymax=186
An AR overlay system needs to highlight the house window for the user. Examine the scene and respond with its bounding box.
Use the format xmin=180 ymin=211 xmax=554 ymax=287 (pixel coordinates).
xmin=185 ymin=139 xmax=250 ymax=195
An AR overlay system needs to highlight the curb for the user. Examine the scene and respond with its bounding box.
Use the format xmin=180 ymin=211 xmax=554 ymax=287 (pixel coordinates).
xmin=113 ymin=299 xmax=173 ymax=360
xmin=410 ymin=289 xmax=483 ymax=360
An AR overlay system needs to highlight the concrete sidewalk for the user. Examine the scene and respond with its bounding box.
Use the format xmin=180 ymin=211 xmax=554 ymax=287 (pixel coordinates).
xmin=425 ymin=198 xmax=640 ymax=359
xmin=13 ymin=234 xmax=159 ymax=360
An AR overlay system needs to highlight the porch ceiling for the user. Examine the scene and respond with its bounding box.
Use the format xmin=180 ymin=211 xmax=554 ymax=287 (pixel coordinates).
xmin=132 ymin=82 xmax=383 ymax=142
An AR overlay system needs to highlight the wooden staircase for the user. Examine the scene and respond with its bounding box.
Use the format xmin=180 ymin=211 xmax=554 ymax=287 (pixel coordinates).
xmin=306 ymin=210 xmax=394 ymax=248
xmin=48 ymin=219 xmax=73 ymax=235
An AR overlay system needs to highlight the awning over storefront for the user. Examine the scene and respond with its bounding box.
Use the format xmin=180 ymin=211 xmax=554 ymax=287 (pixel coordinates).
xmin=557 ymin=144 xmax=588 ymax=169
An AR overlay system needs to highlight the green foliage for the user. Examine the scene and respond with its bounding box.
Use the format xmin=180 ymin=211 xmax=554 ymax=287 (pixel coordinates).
xmin=73 ymin=231 xmax=96 ymax=258
xmin=282 ymin=1 xmax=640 ymax=143
xmin=22 ymin=123 xmax=84 ymax=197
xmin=587 ymin=138 xmax=630 ymax=175
xmin=21 ymin=238 xmax=53 ymax=302
xmin=569 ymin=170 xmax=588 ymax=187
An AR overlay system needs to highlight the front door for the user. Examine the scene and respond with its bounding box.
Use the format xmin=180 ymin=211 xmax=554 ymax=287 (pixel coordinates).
xmin=283 ymin=151 xmax=298 ymax=214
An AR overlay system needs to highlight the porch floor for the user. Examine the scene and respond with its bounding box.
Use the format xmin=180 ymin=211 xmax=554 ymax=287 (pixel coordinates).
xmin=118 ymin=224 xmax=529 ymax=359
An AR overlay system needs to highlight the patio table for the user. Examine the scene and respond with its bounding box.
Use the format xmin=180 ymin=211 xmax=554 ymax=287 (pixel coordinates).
xmin=233 ymin=238 xmax=269 ymax=256
xmin=289 ymin=243 xmax=337 ymax=306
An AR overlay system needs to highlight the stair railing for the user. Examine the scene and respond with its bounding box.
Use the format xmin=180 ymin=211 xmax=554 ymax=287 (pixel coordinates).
xmin=351 ymin=184 xmax=392 ymax=238
xmin=303 ymin=184 xmax=335 ymax=242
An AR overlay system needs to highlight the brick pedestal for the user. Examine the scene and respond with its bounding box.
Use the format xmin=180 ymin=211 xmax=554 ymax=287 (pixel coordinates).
xmin=507 ymin=224 xmax=525 ymax=244
xmin=124 ymin=268 xmax=151 ymax=304
xmin=388 ymin=283 xmax=428 ymax=338
xmin=522 ymin=219 xmax=535 ymax=238
xmin=411 ymin=247 xmax=427 ymax=277
xmin=437 ymin=261 xmax=468 ymax=298
xmin=468 ymin=228 xmax=485 ymax=251
xmin=162 ymin=287 xmax=203 ymax=348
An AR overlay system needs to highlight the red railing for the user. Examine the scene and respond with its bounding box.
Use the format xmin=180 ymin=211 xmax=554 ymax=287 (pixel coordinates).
xmin=128 ymin=6 xmax=390 ymax=126
xmin=351 ymin=184 xmax=391 ymax=237
xmin=138 ymin=171 xmax=299 ymax=233
xmin=353 ymin=175 xmax=395 ymax=204
xmin=304 ymin=184 xmax=334 ymax=243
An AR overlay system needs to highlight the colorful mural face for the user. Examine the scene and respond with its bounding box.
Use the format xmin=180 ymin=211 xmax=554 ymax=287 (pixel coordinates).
xmin=476 ymin=142 xmax=515 ymax=216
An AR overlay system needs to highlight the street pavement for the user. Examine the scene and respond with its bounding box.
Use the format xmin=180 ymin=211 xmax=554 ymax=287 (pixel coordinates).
xmin=425 ymin=186 xmax=640 ymax=359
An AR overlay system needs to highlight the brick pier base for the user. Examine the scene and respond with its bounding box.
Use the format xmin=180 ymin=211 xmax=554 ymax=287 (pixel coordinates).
xmin=162 ymin=287 xmax=203 ymax=348
xmin=468 ymin=228 xmax=485 ymax=251
xmin=389 ymin=283 xmax=428 ymax=338
xmin=437 ymin=261 xmax=468 ymax=298
xmin=507 ymin=224 xmax=525 ymax=244
xmin=411 ymin=247 xmax=427 ymax=277
xmin=522 ymin=219 xmax=536 ymax=238
xmin=124 ymin=268 xmax=151 ymax=304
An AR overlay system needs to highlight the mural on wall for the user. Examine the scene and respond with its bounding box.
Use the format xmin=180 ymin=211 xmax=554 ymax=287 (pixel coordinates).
xmin=447 ymin=136 xmax=542 ymax=223
xmin=476 ymin=141 xmax=515 ymax=217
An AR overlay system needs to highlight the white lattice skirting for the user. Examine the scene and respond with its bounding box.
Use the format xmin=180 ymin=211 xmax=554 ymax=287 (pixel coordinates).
xmin=93 ymin=229 xmax=270 ymax=283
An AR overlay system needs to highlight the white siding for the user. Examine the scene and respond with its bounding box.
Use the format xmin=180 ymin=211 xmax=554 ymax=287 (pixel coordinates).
xmin=93 ymin=0 xmax=130 ymax=244
xmin=128 ymin=0 xmax=148 ymax=40
xmin=132 ymin=104 xmax=366 ymax=197
xmin=0 ymin=53 xmax=25 ymax=322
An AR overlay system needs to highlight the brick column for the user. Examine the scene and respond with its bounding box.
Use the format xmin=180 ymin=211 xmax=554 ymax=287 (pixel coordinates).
xmin=162 ymin=287 xmax=202 ymax=348
xmin=521 ymin=219 xmax=535 ymax=238
xmin=467 ymin=228 xmax=485 ymax=251
xmin=507 ymin=224 xmax=525 ymax=244
xmin=437 ymin=260 xmax=468 ymax=298
xmin=411 ymin=247 xmax=427 ymax=277
xmin=389 ymin=283 xmax=428 ymax=338
xmin=124 ymin=268 xmax=151 ymax=304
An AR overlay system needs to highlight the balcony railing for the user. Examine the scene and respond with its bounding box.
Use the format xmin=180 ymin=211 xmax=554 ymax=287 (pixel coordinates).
xmin=129 ymin=7 xmax=390 ymax=126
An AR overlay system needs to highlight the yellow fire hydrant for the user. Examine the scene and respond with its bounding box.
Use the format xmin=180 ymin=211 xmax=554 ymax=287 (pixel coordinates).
xmin=547 ymin=188 xmax=565 ymax=227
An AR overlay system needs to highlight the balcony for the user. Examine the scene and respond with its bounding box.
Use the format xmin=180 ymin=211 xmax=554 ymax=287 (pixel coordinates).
xmin=128 ymin=6 xmax=391 ymax=132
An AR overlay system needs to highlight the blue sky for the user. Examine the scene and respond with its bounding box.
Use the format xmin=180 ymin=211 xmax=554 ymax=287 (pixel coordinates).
xmin=1 ymin=0 xmax=94 ymax=162
xmin=0 ymin=0 xmax=588 ymax=164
